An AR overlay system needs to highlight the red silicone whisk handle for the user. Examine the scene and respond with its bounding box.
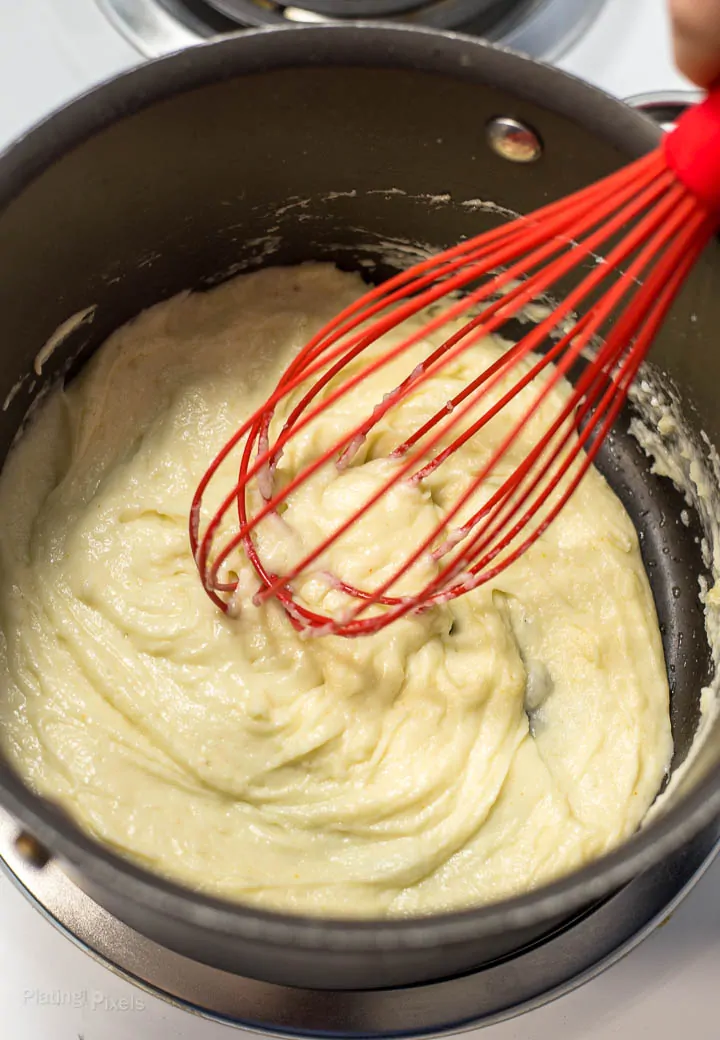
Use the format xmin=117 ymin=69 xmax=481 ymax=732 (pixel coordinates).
xmin=664 ymin=84 xmax=720 ymax=215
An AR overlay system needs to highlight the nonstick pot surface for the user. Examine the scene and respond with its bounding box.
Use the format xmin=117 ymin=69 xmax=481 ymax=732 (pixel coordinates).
xmin=0 ymin=25 xmax=718 ymax=990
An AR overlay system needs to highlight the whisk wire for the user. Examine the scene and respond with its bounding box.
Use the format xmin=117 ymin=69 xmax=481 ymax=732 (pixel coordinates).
xmin=190 ymin=131 xmax=717 ymax=635
xmin=247 ymin=179 xmax=690 ymax=614
xmin=335 ymin=210 xmax=711 ymax=632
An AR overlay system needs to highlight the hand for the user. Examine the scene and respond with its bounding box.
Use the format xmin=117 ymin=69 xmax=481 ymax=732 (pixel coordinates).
xmin=670 ymin=0 xmax=720 ymax=87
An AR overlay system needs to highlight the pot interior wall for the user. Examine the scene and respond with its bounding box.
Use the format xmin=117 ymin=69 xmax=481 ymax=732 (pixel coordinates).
xmin=0 ymin=49 xmax=718 ymax=987
xmin=0 ymin=63 xmax=658 ymax=453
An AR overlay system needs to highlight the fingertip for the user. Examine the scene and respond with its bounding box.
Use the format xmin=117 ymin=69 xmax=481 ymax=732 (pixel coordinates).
xmin=673 ymin=39 xmax=720 ymax=88
xmin=670 ymin=0 xmax=720 ymax=87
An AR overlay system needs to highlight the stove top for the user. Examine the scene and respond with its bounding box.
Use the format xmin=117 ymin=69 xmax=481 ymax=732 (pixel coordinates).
xmin=0 ymin=1 xmax=717 ymax=1038
xmin=2 ymin=805 xmax=718 ymax=1036
xmin=3 ymin=831 xmax=719 ymax=1039
xmin=98 ymin=0 xmax=606 ymax=60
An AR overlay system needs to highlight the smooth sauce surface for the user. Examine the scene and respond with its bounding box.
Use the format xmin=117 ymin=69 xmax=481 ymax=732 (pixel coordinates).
xmin=0 ymin=265 xmax=672 ymax=915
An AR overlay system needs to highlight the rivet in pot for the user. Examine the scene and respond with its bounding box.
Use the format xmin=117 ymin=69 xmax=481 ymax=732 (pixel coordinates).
xmin=14 ymin=830 xmax=51 ymax=868
xmin=486 ymin=116 xmax=543 ymax=163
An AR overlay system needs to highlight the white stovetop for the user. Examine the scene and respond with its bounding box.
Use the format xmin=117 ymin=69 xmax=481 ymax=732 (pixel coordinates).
xmin=0 ymin=0 xmax=718 ymax=1037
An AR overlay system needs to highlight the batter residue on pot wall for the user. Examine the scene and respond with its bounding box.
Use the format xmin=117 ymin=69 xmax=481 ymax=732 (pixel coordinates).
xmin=0 ymin=264 xmax=672 ymax=916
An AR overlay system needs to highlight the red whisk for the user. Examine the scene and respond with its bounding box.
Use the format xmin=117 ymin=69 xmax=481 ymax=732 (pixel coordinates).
xmin=190 ymin=89 xmax=720 ymax=637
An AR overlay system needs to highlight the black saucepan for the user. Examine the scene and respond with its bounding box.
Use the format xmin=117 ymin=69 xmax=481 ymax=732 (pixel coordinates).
xmin=0 ymin=25 xmax=719 ymax=990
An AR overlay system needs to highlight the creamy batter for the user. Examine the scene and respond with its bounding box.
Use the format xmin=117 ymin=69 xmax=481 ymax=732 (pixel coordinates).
xmin=0 ymin=264 xmax=673 ymax=916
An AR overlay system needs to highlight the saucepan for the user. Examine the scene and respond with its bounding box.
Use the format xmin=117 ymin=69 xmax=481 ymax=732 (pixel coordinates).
xmin=0 ymin=24 xmax=718 ymax=991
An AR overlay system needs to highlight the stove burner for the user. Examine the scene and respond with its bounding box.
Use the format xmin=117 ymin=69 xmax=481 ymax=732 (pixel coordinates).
xmin=282 ymin=0 xmax=444 ymax=13
xmin=98 ymin=0 xmax=609 ymax=60
xmin=202 ymin=0 xmax=522 ymax=31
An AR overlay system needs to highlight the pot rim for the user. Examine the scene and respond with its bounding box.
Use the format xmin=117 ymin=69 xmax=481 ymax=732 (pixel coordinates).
xmin=1 ymin=22 xmax=718 ymax=953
